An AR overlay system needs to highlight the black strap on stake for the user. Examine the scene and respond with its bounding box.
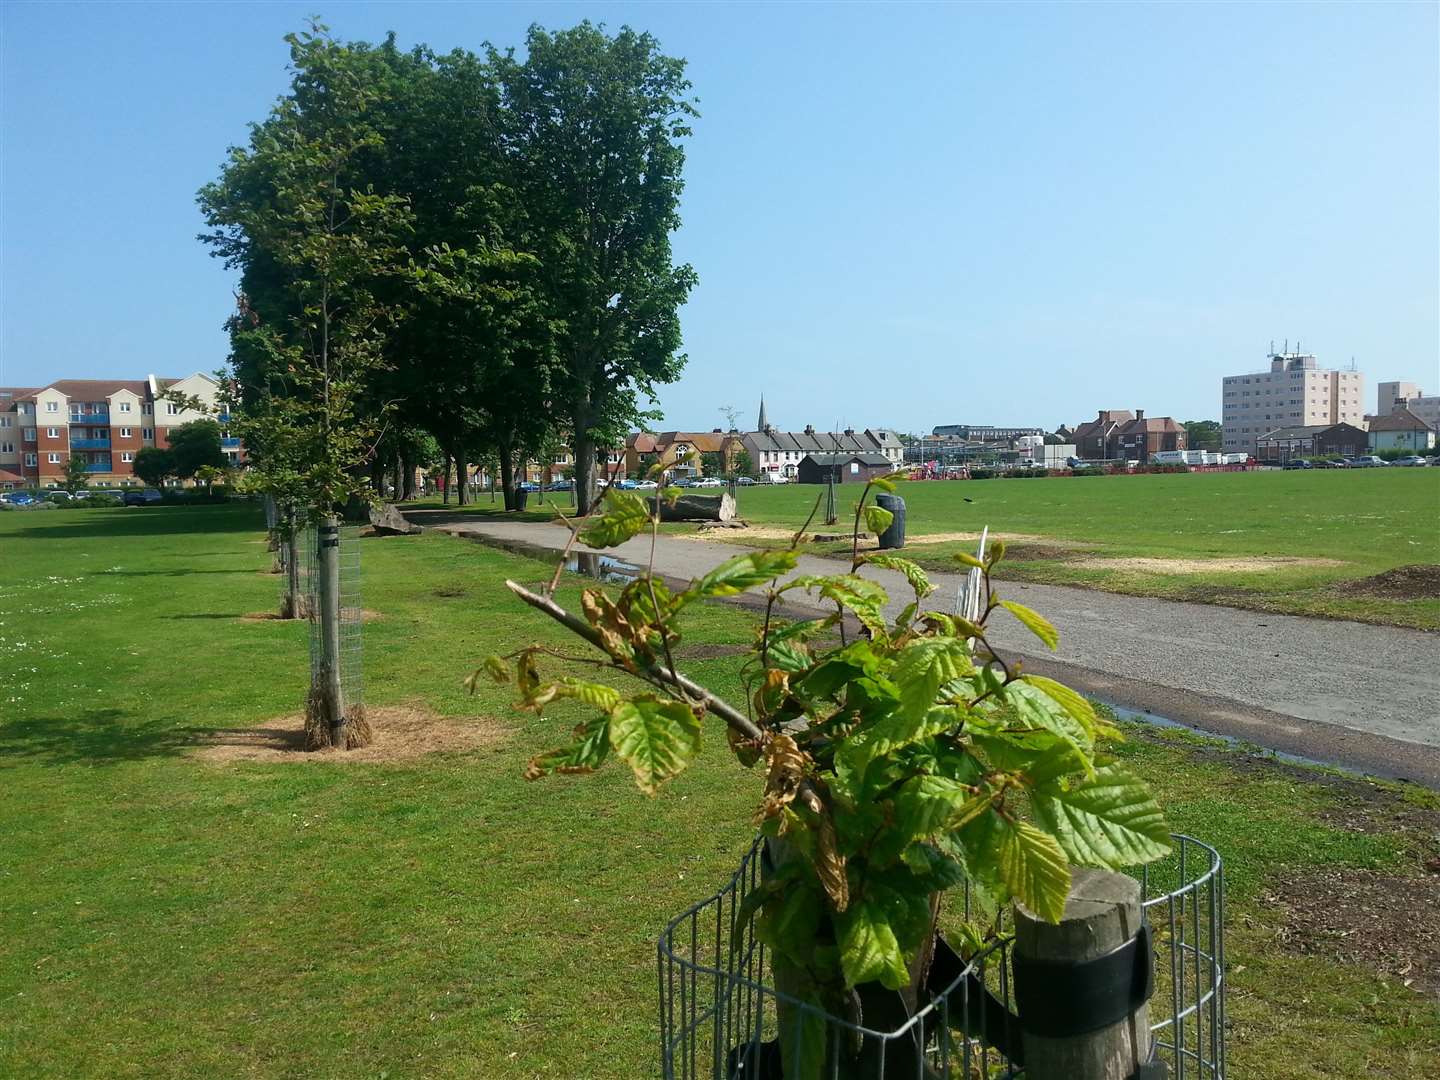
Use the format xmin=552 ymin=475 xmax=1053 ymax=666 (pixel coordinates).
xmin=1012 ymin=920 xmax=1155 ymax=1039
xmin=320 ymin=524 xmax=340 ymax=549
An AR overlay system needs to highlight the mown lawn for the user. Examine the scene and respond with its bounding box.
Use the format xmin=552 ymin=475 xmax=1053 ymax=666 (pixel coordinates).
xmin=693 ymin=469 xmax=1440 ymax=628
xmin=1 ymin=504 xmax=1436 ymax=1078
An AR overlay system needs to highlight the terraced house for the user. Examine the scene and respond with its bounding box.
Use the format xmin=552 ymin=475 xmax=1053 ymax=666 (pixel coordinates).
xmin=0 ymin=373 xmax=236 ymax=490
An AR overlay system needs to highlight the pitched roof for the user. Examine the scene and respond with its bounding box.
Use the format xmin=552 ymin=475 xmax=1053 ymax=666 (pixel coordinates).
xmin=656 ymin=431 xmax=732 ymax=453
xmin=1116 ymin=416 xmax=1184 ymax=435
xmin=0 ymin=468 xmax=25 ymax=483
xmin=40 ymin=379 xmax=152 ymax=399
xmin=801 ymin=452 xmax=893 ymax=467
xmin=1368 ymin=408 xmax=1432 ymax=432
xmin=746 ymin=429 xmax=882 ymax=455
xmin=1256 ymin=425 xmax=1332 ymax=441
xmin=626 ymin=433 xmax=658 ymax=453
xmin=1072 ymin=411 xmax=1135 ymax=440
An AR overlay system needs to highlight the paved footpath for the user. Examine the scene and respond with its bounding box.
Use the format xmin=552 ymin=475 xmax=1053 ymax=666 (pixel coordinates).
xmin=409 ymin=512 xmax=1440 ymax=786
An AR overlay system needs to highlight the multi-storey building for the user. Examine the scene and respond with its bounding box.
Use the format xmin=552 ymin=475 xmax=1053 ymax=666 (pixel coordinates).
xmin=0 ymin=372 xmax=234 ymax=490
xmin=1372 ymin=381 xmax=1440 ymax=432
xmin=1221 ymin=352 xmax=1365 ymax=455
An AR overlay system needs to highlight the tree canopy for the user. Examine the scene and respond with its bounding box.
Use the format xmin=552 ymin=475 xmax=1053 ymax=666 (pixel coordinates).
xmin=200 ymin=20 xmax=696 ymax=515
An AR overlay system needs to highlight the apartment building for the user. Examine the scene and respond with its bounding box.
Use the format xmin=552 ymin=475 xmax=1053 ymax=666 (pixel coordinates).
xmin=0 ymin=373 xmax=234 ymax=490
xmin=1221 ymin=352 xmax=1365 ymax=455
xmin=1373 ymin=381 xmax=1440 ymax=432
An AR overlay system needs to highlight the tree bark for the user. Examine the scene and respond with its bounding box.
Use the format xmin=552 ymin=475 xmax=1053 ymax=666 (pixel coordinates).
xmin=573 ymin=412 xmax=596 ymax=516
xmin=456 ymin=448 xmax=469 ymax=505
xmin=400 ymin=448 xmax=415 ymax=501
xmin=499 ymin=443 xmax=516 ymax=511
xmin=442 ymin=456 xmax=451 ymax=505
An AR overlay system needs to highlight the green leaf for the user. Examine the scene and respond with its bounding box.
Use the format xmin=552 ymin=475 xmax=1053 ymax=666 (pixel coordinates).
xmin=784 ymin=574 xmax=890 ymax=636
xmin=757 ymin=883 xmax=822 ymax=968
xmin=779 ymin=1000 xmax=828 ymax=1080
xmin=997 ymin=818 xmax=1071 ymax=923
xmin=1006 ymin=680 xmax=1094 ymax=763
xmin=1020 ymin=674 xmax=1097 ymax=737
xmin=863 ymin=553 xmax=934 ymax=599
xmin=765 ymin=638 xmax=812 ymax=673
xmin=892 ymin=774 xmax=977 ymax=842
xmin=999 ymin=599 xmax=1058 ymax=650
xmin=1030 ymin=763 xmax=1172 ymax=869
xmin=835 ymin=897 xmax=910 ymax=990
xmin=867 ymin=475 xmax=897 ymax=494
xmin=524 ymin=714 xmax=611 ymax=780
xmin=577 ymin=490 xmax=651 ymax=548
xmin=843 ymin=704 xmax=961 ymax=776
xmin=863 ymin=504 xmax=894 ymax=537
xmin=607 ymin=696 xmax=702 ymax=794
xmin=892 ymin=637 xmax=972 ymax=724
xmin=952 ymin=550 xmax=986 ymax=570
xmin=687 ymin=550 xmax=797 ymax=598
xmin=553 ymin=680 xmax=623 ymax=711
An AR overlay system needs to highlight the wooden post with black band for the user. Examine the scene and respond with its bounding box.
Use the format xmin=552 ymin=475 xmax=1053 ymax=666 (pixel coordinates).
xmin=1013 ymin=868 xmax=1161 ymax=1079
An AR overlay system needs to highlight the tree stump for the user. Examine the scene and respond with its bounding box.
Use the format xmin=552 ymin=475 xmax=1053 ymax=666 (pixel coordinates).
xmin=1013 ymin=868 xmax=1152 ymax=1079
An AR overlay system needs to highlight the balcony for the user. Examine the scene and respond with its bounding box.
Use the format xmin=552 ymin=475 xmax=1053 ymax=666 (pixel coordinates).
xmin=83 ymin=461 xmax=112 ymax=473
xmin=221 ymin=437 xmax=241 ymax=450
xmin=70 ymin=411 xmax=109 ymax=424
xmin=71 ymin=438 xmax=111 ymax=450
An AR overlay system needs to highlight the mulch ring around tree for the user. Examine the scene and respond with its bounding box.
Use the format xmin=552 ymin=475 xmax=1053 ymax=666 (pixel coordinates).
xmin=1263 ymin=867 xmax=1440 ymax=996
xmin=238 ymin=609 xmax=383 ymax=622
xmin=1336 ymin=564 xmax=1440 ymax=600
xmin=190 ymin=704 xmax=507 ymax=764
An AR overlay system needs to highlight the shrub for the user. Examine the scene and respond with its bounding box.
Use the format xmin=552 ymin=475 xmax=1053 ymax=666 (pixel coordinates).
xmin=968 ymin=467 xmax=996 ymax=480
xmin=68 ymin=492 xmax=121 ymax=508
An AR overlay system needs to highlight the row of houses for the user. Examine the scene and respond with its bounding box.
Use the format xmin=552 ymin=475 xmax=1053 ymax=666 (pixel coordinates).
xmin=1254 ymin=409 xmax=1436 ymax=462
xmin=0 ymin=373 xmax=234 ymax=491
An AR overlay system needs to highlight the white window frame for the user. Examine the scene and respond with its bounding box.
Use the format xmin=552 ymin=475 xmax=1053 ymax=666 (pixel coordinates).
xmin=48 ymin=452 xmax=61 ymax=464
xmin=46 ymin=427 xmax=58 ymax=438
xmin=23 ymin=428 xmax=36 ymax=442
xmin=166 ymin=402 xmax=179 ymax=416
xmin=118 ymin=401 xmax=132 ymax=413
xmin=142 ymin=402 xmax=153 ymax=414
xmin=0 ymin=441 xmax=12 ymax=453
xmin=120 ymin=427 xmax=132 ymax=438
xmin=45 ymin=401 xmax=58 ymax=412
xmin=121 ymin=451 xmax=134 ymax=463
xmin=24 ymin=452 xmax=37 ymax=467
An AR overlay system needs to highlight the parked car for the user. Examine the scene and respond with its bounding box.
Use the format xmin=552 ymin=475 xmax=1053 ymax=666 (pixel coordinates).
xmin=123 ymin=488 xmax=164 ymax=506
xmin=1350 ymin=456 xmax=1388 ymax=468
xmin=44 ymin=490 xmax=73 ymax=502
xmin=1 ymin=492 xmax=36 ymax=506
xmin=1395 ymin=456 xmax=1429 ymax=467
xmin=692 ymin=477 xmax=723 ymax=488
xmin=736 ymin=476 xmax=756 ymax=486
xmin=614 ymin=478 xmax=639 ymax=489
xmin=635 ymin=479 xmax=658 ymax=490
xmin=545 ymin=480 xmax=573 ymax=491
xmin=1282 ymin=459 xmax=1313 ymax=470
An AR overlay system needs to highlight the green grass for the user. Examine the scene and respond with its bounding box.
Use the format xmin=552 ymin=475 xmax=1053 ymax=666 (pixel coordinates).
xmin=708 ymin=470 xmax=1440 ymax=629
xmin=1 ymin=505 xmax=1435 ymax=1077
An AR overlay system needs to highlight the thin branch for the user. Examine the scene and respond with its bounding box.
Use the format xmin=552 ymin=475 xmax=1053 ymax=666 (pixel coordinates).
xmin=505 ymin=579 xmax=764 ymax=741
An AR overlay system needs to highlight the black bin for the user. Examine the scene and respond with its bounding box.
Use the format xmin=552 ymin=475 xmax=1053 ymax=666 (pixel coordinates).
xmin=876 ymin=493 xmax=905 ymax=549
xmin=514 ymin=488 xmax=529 ymax=512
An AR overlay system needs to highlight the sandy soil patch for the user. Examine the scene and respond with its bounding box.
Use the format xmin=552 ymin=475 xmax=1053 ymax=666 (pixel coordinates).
xmin=191 ymin=703 xmax=507 ymax=764
xmin=1073 ymin=556 xmax=1344 ymax=574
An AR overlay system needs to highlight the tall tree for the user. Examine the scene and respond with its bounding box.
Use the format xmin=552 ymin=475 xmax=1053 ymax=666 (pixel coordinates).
xmin=198 ymin=22 xmax=414 ymax=750
xmin=492 ymin=23 xmax=698 ymax=514
xmin=62 ymin=451 xmax=90 ymax=495
xmin=167 ymin=419 xmax=227 ymax=479
xmin=1183 ymin=420 xmax=1222 ymax=452
xmin=133 ymin=447 xmax=177 ymax=489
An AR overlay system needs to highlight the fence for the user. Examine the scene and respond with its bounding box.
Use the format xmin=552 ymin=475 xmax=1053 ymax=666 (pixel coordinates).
xmin=302 ymin=521 xmax=364 ymax=713
xmin=658 ymin=835 xmax=1223 ymax=1079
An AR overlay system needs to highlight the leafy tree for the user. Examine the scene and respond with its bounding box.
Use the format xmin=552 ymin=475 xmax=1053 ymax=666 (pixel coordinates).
xmin=199 ymin=22 xmax=415 ymax=749
xmin=732 ymin=449 xmax=756 ymax=479
xmin=700 ymin=450 xmax=725 ymax=478
xmin=167 ymin=419 xmax=227 ymax=479
xmin=194 ymin=464 xmax=228 ymax=494
xmin=482 ymin=483 xmax=1170 ymax=1077
xmin=133 ymin=447 xmax=177 ymax=489
xmin=1183 ymin=420 xmax=1222 ymax=452
xmin=61 ymin=452 xmax=90 ymax=495
xmin=491 ymin=23 xmax=698 ymax=514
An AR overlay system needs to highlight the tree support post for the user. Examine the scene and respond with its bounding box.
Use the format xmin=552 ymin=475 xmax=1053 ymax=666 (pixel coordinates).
xmin=317 ymin=515 xmax=346 ymax=747
xmin=1013 ymin=868 xmax=1159 ymax=1080
xmin=283 ymin=506 xmax=303 ymax=618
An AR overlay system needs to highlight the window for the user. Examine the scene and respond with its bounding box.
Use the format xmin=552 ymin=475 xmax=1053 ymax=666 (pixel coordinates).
xmin=24 ymin=453 xmax=37 ymax=467
xmin=48 ymin=452 xmax=61 ymax=464
xmin=0 ymin=441 xmax=12 ymax=453
xmin=121 ymin=452 xmax=134 ymax=463
xmin=45 ymin=401 xmax=58 ymax=412
xmin=23 ymin=428 xmax=36 ymax=442
xmin=142 ymin=428 xmax=153 ymax=440
xmin=46 ymin=427 xmax=58 ymax=438
xmin=166 ymin=402 xmax=179 ymax=416
xmin=0 ymin=416 xmax=8 ymax=427
xmin=118 ymin=401 xmax=132 ymax=413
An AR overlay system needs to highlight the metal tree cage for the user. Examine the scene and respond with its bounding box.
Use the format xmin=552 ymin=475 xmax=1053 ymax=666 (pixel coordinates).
xmin=658 ymin=835 xmax=1224 ymax=1080
xmin=301 ymin=521 xmax=365 ymax=711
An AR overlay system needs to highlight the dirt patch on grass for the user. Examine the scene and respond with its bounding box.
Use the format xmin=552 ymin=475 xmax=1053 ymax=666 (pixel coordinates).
xmin=1266 ymin=868 xmax=1440 ymax=995
xmin=191 ymin=704 xmax=506 ymax=764
xmin=1337 ymin=564 xmax=1440 ymax=600
xmin=1073 ymin=556 xmax=1344 ymax=574
xmin=239 ymin=609 xmax=382 ymax=622
xmin=683 ymin=525 xmax=802 ymax=543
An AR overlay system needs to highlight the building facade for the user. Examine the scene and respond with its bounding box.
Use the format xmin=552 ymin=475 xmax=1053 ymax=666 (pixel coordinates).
xmin=1071 ymin=410 xmax=1186 ymax=461
xmin=1367 ymin=409 xmax=1436 ymax=452
xmin=1254 ymin=422 xmax=1369 ymax=463
xmin=1377 ymin=381 xmax=1422 ymax=418
xmin=795 ymin=452 xmax=894 ymax=485
xmin=741 ymin=425 xmax=905 ymax=479
xmin=0 ymin=373 xmax=232 ymax=489
xmin=1222 ymin=352 xmax=1366 ymax=455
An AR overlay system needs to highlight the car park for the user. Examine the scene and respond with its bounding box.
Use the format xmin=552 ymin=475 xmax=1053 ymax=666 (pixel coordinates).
xmin=635 ymin=479 xmax=658 ymax=490
xmin=1350 ymin=456 xmax=1388 ymax=468
xmin=692 ymin=477 xmax=723 ymax=488
xmin=1395 ymin=456 xmax=1429 ymax=467
xmin=736 ymin=476 xmax=756 ymax=486
xmin=123 ymin=488 xmax=164 ymax=506
xmin=1 ymin=492 xmax=36 ymax=506
xmin=1282 ymin=459 xmax=1312 ymax=470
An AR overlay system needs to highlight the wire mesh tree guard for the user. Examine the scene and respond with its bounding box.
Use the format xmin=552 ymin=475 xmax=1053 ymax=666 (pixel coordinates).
xmin=658 ymin=834 xmax=1223 ymax=1079
xmin=301 ymin=520 xmax=365 ymax=714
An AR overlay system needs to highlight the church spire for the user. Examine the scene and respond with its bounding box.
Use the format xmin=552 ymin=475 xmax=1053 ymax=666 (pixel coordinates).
xmin=757 ymin=395 xmax=768 ymax=432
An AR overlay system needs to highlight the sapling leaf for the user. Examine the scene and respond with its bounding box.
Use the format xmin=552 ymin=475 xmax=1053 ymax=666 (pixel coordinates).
xmin=868 ymin=475 xmax=897 ymax=494
xmin=1019 ymin=673 xmax=1098 ymax=736
xmin=687 ymin=550 xmax=798 ymax=598
xmin=999 ymin=599 xmax=1059 ymax=650
xmin=997 ymin=818 xmax=1071 ymax=923
xmin=1030 ymin=763 xmax=1172 ymax=868
xmin=836 ymin=897 xmax=909 ymax=990
xmin=863 ymin=504 xmax=894 ymax=537
xmin=607 ymin=696 xmax=702 ymax=795
xmin=524 ymin=714 xmax=611 ymax=780
xmin=577 ymin=489 xmax=650 ymax=548
xmin=952 ymin=551 xmax=986 ymax=570
xmin=863 ymin=553 xmax=934 ymax=599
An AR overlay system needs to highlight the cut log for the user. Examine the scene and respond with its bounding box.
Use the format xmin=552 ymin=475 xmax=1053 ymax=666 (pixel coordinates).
xmin=369 ymin=503 xmax=423 ymax=536
xmin=648 ymin=492 xmax=737 ymax=522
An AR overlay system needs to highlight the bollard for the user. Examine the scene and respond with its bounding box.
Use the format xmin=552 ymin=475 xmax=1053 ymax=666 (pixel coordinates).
xmin=1013 ymin=868 xmax=1158 ymax=1080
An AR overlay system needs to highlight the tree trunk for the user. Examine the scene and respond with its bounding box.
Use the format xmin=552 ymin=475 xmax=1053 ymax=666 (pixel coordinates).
xmin=400 ymin=449 xmax=415 ymax=501
xmin=573 ymin=419 xmax=596 ymax=516
xmin=456 ymin=448 xmax=469 ymax=505
xmin=280 ymin=511 xmax=304 ymax=619
xmin=305 ymin=515 xmax=371 ymax=751
xmin=647 ymin=493 xmax=737 ymax=522
xmin=442 ymin=456 xmax=451 ymax=505
xmin=370 ymin=457 xmax=385 ymax=499
xmin=499 ymin=444 xmax=516 ymax=512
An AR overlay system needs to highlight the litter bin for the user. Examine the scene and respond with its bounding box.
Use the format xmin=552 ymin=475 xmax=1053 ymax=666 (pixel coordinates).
xmin=876 ymin=493 xmax=905 ymax=549
xmin=513 ymin=488 xmax=529 ymax=512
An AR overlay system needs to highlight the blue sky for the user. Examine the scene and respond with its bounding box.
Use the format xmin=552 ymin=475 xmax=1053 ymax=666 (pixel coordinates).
xmin=3 ymin=2 xmax=1436 ymax=433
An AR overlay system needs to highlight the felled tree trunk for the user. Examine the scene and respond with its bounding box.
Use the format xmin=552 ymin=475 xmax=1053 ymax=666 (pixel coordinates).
xmin=648 ymin=492 xmax=737 ymax=522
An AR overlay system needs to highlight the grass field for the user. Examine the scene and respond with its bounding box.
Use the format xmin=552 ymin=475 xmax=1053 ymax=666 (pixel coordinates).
xmin=2 ymin=504 xmax=1437 ymax=1077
